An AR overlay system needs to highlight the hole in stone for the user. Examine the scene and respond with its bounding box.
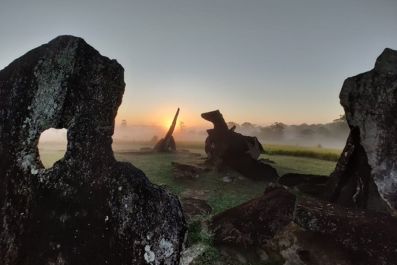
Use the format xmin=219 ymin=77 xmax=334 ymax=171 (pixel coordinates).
xmin=38 ymin=128 xmax=67 ymax=168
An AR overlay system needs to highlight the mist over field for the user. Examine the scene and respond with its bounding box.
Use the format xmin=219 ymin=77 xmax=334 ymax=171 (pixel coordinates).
xmin=39 ymin=116 xmax=349 ymax=150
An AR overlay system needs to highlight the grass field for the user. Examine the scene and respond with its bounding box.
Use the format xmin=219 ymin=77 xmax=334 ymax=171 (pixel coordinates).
xmin=40 ymin=142 xmax=338 ymax=214
xmin=264 ymin=144 xmax=341 ymax=161
xmin=174 ymin=141 xmax=342 ymax=161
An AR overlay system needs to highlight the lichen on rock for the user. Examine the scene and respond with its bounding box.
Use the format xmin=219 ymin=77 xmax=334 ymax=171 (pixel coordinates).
xmin=0 ymin=35 xmax=186 ymax=265
xmin=327 ymin=48 xmax=397 ymax=214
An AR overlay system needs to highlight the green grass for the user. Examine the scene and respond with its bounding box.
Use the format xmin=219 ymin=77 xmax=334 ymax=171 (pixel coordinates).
xmin=261 ymin=154 xmax=337 ymax=176
xmin=193 ymin=246 xmax=221 ymax=265
xmin=165 ymin=141 xmax=342 ymax=161
xmin=264 ymin=144 xmax=341 ymax=161
xmin=115 ymin=139 xmax=345 ymax=161
xmin=39 ymin=146 xmax=337 ymax=214
xmin=186 ymin=218 xmax=213 ymax=246
xmin=176 ymin=141 xmax=207 ymax=151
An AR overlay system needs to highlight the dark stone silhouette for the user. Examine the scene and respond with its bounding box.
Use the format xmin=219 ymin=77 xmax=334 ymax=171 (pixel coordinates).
xmin=201 ymin=110 xmax=278 ymax=181
xmin=153 ymin=108 xmax=179 ymax=152
xmin=278 ymin=173 xmax=329 ymax=187
xmin=278 ymin=173 xmax=329 ymax=197
xmin=0 ymin=36 xmax=185 ymax=265
xmin=324 ymin=130 xmax=389 ymax=213
xmin=211 ymin=186 xmax=296 ymax=248
xmin=325 ymin=48 xmax=397 ymax=214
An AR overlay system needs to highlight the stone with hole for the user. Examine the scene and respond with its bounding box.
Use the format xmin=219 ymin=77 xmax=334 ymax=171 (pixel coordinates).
xmin=0 ymin=35 xmax=186 ymax=265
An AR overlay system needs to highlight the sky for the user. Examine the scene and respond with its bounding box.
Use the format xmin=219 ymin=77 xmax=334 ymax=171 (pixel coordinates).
xmin=1 ymin=0 xmax=397 ymax=129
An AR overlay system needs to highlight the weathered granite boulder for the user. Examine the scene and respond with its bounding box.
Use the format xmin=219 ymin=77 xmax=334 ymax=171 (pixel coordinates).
xmin=326 ymin=48 xmax=397 ymax=214
xmin=0 ymin=36 xmax=185 ymax=265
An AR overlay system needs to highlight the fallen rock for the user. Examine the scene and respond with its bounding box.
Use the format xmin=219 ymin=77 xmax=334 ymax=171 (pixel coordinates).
xmin=294 ymin=196 xmax=397 ymax=265
xmin=278 ymin=173 xmax=329 ymax=187
xmin=211 ymin=186 xmax=296 ymax=248
xmin=226 ymin=154 xmax=279 ymax=181
xmin=0 ymin=36 xmax=185 ymax=265
xmin=211 ymin=185 xmax=397 ymax=265
xmin=278 ymin=173 xmax=329 ymax=197
xmin=271 ymin=223 xmax=353 ymax=265
xmin=326 ymin=48 xmax=397 ymax=213
xmin=201 ymin=110 xmax=278 ymax=181
xmin=202 ymin=110 xmax=264 ymax=160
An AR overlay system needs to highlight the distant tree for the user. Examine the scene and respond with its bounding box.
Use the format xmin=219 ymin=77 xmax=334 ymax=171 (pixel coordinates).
xmin=316 ymin=126 xmax=331 ymax=137
xmin=241 ymin=122 xmax=255 ymax=129
xmin=271 ymin=122 xmax=286 ymax=132
xmin=227 ymin=121 xmax=239 ymax=129
xmin=260 ymin=122 xmax=286 ymax=140
xmin=333 ymin=114 xmax=346 ymax=123
xmin=299 ymin=128 xmax=315 ymax=138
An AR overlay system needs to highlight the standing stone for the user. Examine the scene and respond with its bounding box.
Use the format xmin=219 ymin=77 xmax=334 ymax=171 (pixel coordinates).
xmin=0 ymin=36 xmax=185 ymax=265
xmin=153 ymin=108 xmax=179 ymax=152
xmin=326 ymin=48 xmax=397 ymax=214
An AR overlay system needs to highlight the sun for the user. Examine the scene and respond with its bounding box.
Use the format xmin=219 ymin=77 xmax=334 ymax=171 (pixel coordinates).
xmin=163 ymin=119 xmax=172 ymax=130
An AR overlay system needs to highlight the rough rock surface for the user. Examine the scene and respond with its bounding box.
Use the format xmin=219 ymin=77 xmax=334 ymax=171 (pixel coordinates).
xmin=278 ymin=173 xmax=329 ymax=198
xmin=271 ymin=223 xmax=353 ymax=265
xmin=211 ymin=186 xmax=397 ymax=265
xmin=325 ymin=131 xmax=389 ymax=212
xmin=0 ymin=36 xmax=185 ymax=265
xmin=211 ymin=186 xmax=296 ymax=247
xmin=294 ymin=196 xmax=397 ymax=265
xmin=326 ymin=48 xmax=397 ymax=213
